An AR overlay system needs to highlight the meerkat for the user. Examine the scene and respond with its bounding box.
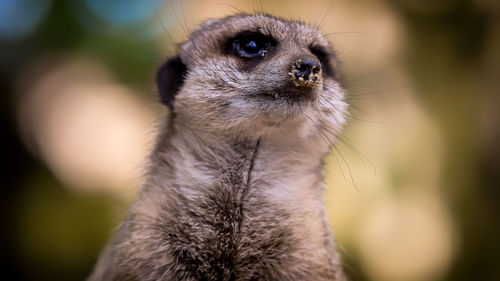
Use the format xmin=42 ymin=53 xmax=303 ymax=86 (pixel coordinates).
xmin=89 ymin=13 xmax=348 ymax=281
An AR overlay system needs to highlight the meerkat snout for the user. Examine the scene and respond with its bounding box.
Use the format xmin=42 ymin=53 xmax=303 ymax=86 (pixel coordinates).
xmin=289 ymin=58 xmax=322 ymax=88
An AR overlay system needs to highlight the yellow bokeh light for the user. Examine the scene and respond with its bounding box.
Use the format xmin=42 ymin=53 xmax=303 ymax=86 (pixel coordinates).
xmin=17 ymin=57 xmax=158 ymax=196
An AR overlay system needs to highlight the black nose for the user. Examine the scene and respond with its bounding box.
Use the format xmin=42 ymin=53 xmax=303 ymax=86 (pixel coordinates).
xmin=295 ymin=59 xmax=321 ymax=77
xmin=289 ymin=58 xmax=322 ymax=88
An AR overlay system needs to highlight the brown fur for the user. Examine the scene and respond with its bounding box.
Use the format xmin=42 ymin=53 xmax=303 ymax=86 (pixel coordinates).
xmin=89 ymin=14 xmax=348 ymax=281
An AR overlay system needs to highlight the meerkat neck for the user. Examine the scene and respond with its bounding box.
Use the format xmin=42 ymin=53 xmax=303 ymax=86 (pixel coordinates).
xmin=147 ymin=123 xmax=261 ymax=199
xmin=146 ymin=117 xmax=328 ymax=205
xmin=122 ymin=117 xmax=341 ymax=280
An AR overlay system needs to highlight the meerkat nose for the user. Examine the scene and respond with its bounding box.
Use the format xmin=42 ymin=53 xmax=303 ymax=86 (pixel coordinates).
xmin=289 ymin=58 xmax=322 ymax=88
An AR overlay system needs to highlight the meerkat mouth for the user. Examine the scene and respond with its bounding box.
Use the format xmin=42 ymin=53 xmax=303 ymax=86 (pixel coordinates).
xmin=269 ymin=86 xmax=316 ymax=102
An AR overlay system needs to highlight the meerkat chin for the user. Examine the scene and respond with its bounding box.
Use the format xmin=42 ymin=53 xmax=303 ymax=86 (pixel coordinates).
xmin=89 ymin=13 xmax=348 ymax=281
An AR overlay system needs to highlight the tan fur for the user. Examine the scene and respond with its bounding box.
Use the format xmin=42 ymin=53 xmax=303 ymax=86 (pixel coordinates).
xmin=89 ymin=14 xmax=348 ymax=281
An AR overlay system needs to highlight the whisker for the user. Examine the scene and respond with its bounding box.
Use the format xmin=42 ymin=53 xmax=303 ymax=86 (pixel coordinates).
xmin=331 ymin=144 xmax=359 ymax=191
xmin=347 ymin=84 xmax=410 ymax=97
xmin=317 ymin=0 xmax=336 ymax=29
xmin=171 ymin=0 xmax=190 ymax=41
xmin=337 ymin=135 xmax=376 ymax=175
xmin=347 ymin=103 xmax=385 ymax=124
xmin=321 ymin=31 xmax=381 ymax=41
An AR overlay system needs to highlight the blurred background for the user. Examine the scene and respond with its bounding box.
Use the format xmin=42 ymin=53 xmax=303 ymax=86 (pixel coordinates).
xmin=1 ymin=0 xmax=499 ymax=280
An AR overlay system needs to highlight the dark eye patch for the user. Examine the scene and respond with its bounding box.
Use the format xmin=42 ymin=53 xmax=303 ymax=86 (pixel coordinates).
xmin=226 ymin=31 xmax=277 ymax=60
xmin=310 ymin=45 xmax=335 ymax=78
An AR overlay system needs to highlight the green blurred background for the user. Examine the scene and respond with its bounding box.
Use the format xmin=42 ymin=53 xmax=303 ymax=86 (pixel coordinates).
xmin=1 ymin=0 xmax=499 ymax=280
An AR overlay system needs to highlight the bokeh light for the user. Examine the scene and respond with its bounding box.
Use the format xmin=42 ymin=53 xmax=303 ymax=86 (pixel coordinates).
xmin=0 ymin=0 xmax=51 ymax=40
xmin=84 ymin=0 xmax=165 ymax=26
xmin=17 ymin=57 xmax=158 ymax=196
xmin=70 ymin=0 xmax=171 ymax=40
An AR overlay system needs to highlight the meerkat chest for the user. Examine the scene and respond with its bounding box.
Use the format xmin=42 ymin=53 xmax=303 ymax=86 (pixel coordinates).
xmin=149 ymin=151 xmax=332 ymax=278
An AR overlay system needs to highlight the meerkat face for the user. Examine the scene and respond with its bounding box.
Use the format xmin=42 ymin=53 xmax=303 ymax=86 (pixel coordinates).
xmin=157 ymin=14 xmax=346 ymax=138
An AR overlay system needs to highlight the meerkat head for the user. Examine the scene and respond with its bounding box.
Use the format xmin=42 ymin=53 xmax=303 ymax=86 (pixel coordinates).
xmin=157 ymin=14 xmax=347 ymax=141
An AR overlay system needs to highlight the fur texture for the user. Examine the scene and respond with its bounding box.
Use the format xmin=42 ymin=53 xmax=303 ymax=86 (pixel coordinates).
xmin=89 ymin=14 xmax=348 ymax=281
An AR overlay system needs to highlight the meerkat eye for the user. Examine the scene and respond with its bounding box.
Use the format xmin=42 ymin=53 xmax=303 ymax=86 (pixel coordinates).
xmin=310 ymin=46 xmax=328 ymax=64
xmin=228 ymin=32 xmax=274 ymax=59
xmin=234 ymin=36 xmax=266 ymax=58
xmin=241 ymin=40 xmax=261 ymax=55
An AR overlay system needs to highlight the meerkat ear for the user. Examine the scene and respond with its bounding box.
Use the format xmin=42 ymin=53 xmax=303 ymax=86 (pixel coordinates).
xmin=156 ymin=55 xmax=187 ymax=109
